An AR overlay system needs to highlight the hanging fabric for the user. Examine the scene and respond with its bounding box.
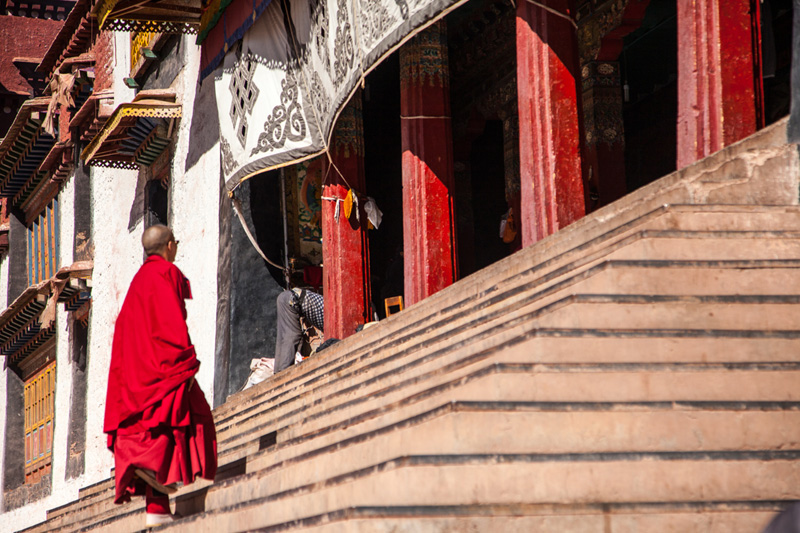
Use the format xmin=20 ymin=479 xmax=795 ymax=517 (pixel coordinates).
xmin=364 ymin=197 xmax=382 ymax=229
xmin=213 ymin=0 xmax=471 ymax=193
xmin=343 ymin=188 xmax=354 ymax=220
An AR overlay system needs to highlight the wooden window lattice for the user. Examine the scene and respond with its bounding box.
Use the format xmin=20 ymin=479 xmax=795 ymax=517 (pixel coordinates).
xmin=131 ymin=30 xmax=158 ymax=72
xmin=27 ymin=198 xmax=59 ymax=286
xmin=24 ymin=360 xmax=55 ymax=484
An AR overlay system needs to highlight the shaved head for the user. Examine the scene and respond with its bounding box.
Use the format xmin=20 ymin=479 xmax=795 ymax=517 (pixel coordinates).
xmin=142 ymin=225 xmax=173 ymax=257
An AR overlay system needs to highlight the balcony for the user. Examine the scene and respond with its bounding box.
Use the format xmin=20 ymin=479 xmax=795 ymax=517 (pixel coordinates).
xmin=93 ymin=0 xmax=203 ymax=34
xmin=80 ymin=90 xmax=181 ymax=170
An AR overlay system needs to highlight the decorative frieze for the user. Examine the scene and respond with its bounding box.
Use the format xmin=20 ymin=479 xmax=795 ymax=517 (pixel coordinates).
xmin=581 ymin=60 xmax=625 ymax=146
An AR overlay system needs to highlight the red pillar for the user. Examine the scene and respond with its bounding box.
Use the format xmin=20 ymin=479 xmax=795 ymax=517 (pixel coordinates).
xmin=677 ymin=0 xmax=759 ymax=168
xmin=516 ymin=0 xmax=585 ymax=247
xmin=322 ymin=94 xmax=371 ymax=339
xmin=400 ymin=21 xmax=457 ymax=307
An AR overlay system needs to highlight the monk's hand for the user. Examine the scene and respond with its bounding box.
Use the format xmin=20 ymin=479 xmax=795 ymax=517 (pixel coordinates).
xmin=188 ymin=377 xmax=194 ymax=391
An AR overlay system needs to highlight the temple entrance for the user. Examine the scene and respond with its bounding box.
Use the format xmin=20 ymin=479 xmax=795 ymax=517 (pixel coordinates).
xmin=466 ymin=119 xmax=513 ymax=275
xmin=762 ymin=0 xmax=794 ymax=126
xmin=621 ymin=0 xmax=678 ymax=191
xmin=448 ymin=0 xmax=519 ymax=278
xmin=363 ymin=54 xmax=403 ymax=319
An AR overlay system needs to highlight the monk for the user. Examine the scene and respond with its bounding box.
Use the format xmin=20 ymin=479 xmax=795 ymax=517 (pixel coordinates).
xmin=104 ymin=225 xmax=217 ymax=527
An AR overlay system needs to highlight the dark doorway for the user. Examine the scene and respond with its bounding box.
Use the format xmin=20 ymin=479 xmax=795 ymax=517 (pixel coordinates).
xmin=468 ymin=120 xmax=509 ymax=274
xmin=762 ymin=0 xmax=794 ymax=126
xmin=621 ymin=0 xmax=678 ymax=192
xmin=363 ymin=53 xmax=404 ymax=319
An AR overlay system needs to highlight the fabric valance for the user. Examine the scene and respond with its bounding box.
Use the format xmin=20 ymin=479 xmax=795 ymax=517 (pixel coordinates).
xmin=214 ymin=0 xmax=466 ymax=192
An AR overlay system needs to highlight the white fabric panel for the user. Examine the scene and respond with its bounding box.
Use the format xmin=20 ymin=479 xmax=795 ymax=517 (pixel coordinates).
xmin=216 ymin=0 xmax=464 ymax=191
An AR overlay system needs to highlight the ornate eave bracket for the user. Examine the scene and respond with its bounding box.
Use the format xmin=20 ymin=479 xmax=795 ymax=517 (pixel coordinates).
xmin=0 ymin=261 xmax=93 ymax=372
xmin=81 ymin=91 xmax=181 ymax=169
xmin=93 ymin=0 xmax=203 ymax=34
xmin=0 ymin=98 xmax=57 ymax=210
xmin=0 ymin=282 xmax=52 ymax=371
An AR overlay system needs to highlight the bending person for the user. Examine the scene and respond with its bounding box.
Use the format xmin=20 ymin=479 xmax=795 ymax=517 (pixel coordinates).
xmin=274 ymin=288 xmax=324 ymax=372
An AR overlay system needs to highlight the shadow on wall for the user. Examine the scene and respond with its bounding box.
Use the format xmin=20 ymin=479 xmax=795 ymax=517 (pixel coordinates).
xmin=215 ymin=176 xmax=285 ymax=405
xmin=186 ymin=75 xmax=221 ymax=172
xmin=128 ymin=171 xmax=148 ymax=231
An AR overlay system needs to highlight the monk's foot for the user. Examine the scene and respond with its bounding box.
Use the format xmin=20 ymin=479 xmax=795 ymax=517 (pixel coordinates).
xmin=135 ymin=468 xmax=178 ymax=495
xmin=145 ymin=512 xmax=176 ymax=527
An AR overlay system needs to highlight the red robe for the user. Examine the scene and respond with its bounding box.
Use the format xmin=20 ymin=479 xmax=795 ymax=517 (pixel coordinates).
xmin=104 ymin=255 xmax=217 ymax=504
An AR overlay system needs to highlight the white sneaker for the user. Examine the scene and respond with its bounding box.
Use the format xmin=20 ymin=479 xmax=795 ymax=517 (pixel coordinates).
xmin=145 ymin=512 xmax=176 ymax=527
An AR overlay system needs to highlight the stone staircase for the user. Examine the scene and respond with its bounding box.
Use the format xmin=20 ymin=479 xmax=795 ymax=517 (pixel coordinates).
xmin=21 ymin=122 xmax=800 ymax=532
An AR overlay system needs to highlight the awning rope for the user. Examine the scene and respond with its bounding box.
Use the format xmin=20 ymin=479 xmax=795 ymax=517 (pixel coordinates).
xmin=231 ymin=195 xmax=287 ymax=272
xmin=522 ymin=0 xmax=578 ymax=29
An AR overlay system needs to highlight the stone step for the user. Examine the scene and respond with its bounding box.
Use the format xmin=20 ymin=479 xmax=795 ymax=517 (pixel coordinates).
xmin=204 ymin=401 xmax=800 ymax=512
xmin=535 ymin=295 xmax=800 ymax=330
xmin=26 ymin=453 xmax=244 ymax=533
xmin=224 ymin=359 xmax=800 ymax=473
xmin=39 ymin=209 xmax=797 ymax=528
xmin=18 ymin=478 xmax=117 ymax=533
xmin=212 ymin=204 xmax=790 ymax=420
xmin=76 ymin=399 xmax=800 ymax=532
xmin=215 ymin=305 xmax=800 ymax=458
xmin=214 ymin=260 xmax=800 ymax=445
xmin=42 ymin=481 xmax=111 ymax=522
xmin=154 ymin=452 xmax=800 ymax=532
xmin=347 ymin=206 xmax=800 ymax=351
xmin=217 ymin=255 xmax=798 ymax=436
xmin=166 ymin=506 xmax=780 ymax=533
xmin=47 ymin=323 xmax=800 ymax=531
xmin=272 ymin=359 xmax=800 ymax=448
xmin=645 ymin=206 xmax=800 ymax=232
xmin=247 ymin=401 xmax=800 ymax=476
xmin=210 ymin=207 xmax=800 ymax=430
xmin=606 ymin=232 xmax=800 ymax=261
xmin=53 ymin=355 xmax=800 ymax=532
xmin=207 ymin=330 xmax=800 ymax=488
xmin=568 ymin=260 xmax=800 ymax=296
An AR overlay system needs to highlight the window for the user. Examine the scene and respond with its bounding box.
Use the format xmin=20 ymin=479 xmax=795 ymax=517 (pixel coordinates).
xmin=24 ymin=360 xmax=55 ymax=484
xmin=145 ymin=178 xmax=168 ymax=227
xmin=27 ymin=198 xmax=59 ymax=285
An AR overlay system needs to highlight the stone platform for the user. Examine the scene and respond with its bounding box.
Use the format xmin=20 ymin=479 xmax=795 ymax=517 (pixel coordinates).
xmin=20 ymin=119 xmax=800 ymax=532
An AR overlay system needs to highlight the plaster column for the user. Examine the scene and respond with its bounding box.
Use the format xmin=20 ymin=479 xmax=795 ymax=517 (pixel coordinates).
xmin=400 ymin=21 xmax=458 ymax=307
xmin=677 ymin=0 xmax=760 ymax=168
xmin=516 ymin=0 xmax=586 ymax=246
xmin=322 ymin=93 xmax=371 ymax=339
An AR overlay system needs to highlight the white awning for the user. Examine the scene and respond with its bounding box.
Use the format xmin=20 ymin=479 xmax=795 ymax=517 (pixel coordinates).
xmin=215 ymin=0 xmax=466 ymax=192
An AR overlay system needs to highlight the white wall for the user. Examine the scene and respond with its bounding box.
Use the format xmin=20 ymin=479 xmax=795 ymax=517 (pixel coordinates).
xmin=81 ymin=31 xmax=141 ymax=491
xmin=2 ymin=30 xmax=223 ymax=531
xmin=169 ymin=34 xmax=221 ymax=404
xmin=1 ymin=153 xmax=87 ymax=531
